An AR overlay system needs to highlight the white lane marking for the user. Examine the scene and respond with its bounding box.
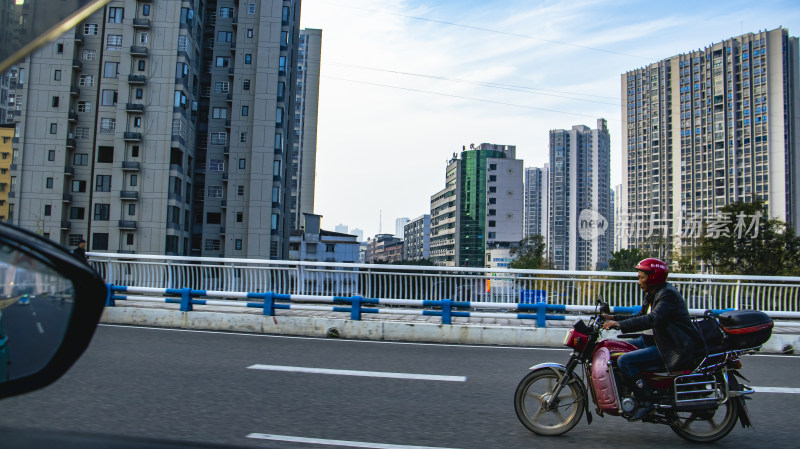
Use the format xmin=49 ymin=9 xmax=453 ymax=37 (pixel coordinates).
xmin=99 ymin=324 xmax=569 ymax=351
xmin=246 ymin=433 xmax=462 ymax=449
xmin=247 ymin=364 xmax=466 ymax=382
xmin=753 ymin=386 xmax=800 ymax=394
xmin=36 ymin=322 xmax=45 ymax=334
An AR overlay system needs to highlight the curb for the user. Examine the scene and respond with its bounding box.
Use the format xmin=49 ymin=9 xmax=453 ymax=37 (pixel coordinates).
xmin=100 ymin=307 xmax=799 ymax=354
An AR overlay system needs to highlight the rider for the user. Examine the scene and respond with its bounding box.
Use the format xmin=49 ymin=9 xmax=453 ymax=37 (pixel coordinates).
xmin=602 ymin=258 xmax=703 ymax=417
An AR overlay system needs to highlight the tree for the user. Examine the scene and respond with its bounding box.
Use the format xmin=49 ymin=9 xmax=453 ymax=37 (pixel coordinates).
xmin=608 ymin=248 xmax=644 ymax=272
xmin=696 ymin=201 xmax=800 ymax=276
xmin=509 ymin=235 xmax=551 ymax=270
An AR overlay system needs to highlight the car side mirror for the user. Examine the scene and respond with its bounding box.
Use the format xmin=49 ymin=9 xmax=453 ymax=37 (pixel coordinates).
xmin=0 ymin=222 xmax=106 ymax=399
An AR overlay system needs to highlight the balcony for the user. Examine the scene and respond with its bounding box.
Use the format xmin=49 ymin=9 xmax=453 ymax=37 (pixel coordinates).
xmin=223 ymin=146 xmax=230 ymax=155
xmin=230 ymin=42 xmax=237 ymax=51
xmin=126 ymin=103 xmax=145 ymax=113
xmin=72 ymin=59 xmax=82 ymax=70
xmin=219 ymin=227 xmax=226 ymax=235
xmin=118 ymin=220 xmax=137 ymax=229
xmin=120 ymin=190 xmax=139 ymax=200
xmin=68 ymin=111 xmax=78 ymax=122
xmin=122 ymin=161 xmax=141 ymax=171
xmin=220 ymin=200 xmax=227 ymax=208
xmin=61 ymin=221 xmax=71 ymax=230
xmin=225 ymin=119 xmax=231 ymax=128
xmin=70 ymin=86 xmax=80 ymax=96
xmin=64 ymin=166 xmax=75 ymax=176
xmin=132 ymin=18 xmax=151 ymax=28
xmin=222 ymin=173 xmax=228 ymax=181
xmin=62 ymin=194 xmax=73 ymax=203
xmin=130 ymin=46 xmax=149 ymax=56
xmin=228 ymin=68 xmax=235 ymax=78
xmin=226 ymin=93 xmax=232 ymax=103
xmin=128 ymin=74 xmax=147 ymax=84
xmin=123 ymin=132 xmax=142 ymax=142
xmin=74 ymin=34 xmax=84 ymax=45
xmin=66 ymin=138 xmax=76 ymax=149
xmin=232 ymin=17 xmax=238 ymax=27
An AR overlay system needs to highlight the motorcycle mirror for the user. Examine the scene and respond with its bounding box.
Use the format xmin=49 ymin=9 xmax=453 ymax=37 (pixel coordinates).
xmin=0 ymin=222 xmax=106 ymax=399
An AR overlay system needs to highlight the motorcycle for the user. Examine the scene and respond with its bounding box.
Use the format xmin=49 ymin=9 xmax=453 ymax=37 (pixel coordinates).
xmin=513 ymin=302 xmax=774 ymax=442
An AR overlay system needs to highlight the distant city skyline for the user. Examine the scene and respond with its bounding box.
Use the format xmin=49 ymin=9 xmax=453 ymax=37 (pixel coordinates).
xmin=300 ymin=0 xmax=800 ymax=239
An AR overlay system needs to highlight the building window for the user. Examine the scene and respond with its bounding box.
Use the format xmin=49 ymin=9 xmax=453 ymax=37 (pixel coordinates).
xmin=241 ymin=105 xmax=249 ymax=116
xmin=44 ymin=205 xmax=51 ymax=216
xmin=135 ymin=88 xmax=143 ymax=99
xmin=235 ymin=239 xmax=243 ymax=250
xmin=204 ymin=239 xmax=221 ymax=251
xmin=239 ymin=158 xmax=246 ymax=169
xmin=276 ymin=107 xmax=283 ymax=124
xmin=248 ymin=3 xmax=256 ymax=14
xmin=279 ymin=56 xmax=286 ymax=72
xmin=243 ymin=79 xmax=250 ymax=90
xmin=139 ymin=32 xmax=148 ymax=44
xmin=239 ymin=132 xmax=247 ymax=143
xmin=48 ymin=150 xmax=55 ymax=161
xmin=219 ymin=7 xmax=234 ymax=18
xmin=108 ymin=7 xmax=124 ymax=23
xmin=46 ymin=178 xmax=54 ymax=188
xmin=133 ymin=117 xmax=142 ymax=128
xmin=272 ymin=187 xmax=279 ymax=202
xmin=212 ymin=107 xmax=228 ymax=119
xmin=94 ymin=204 xmax=110 ymax=220
xmin=207 ymin=185 xmax=223 ymax=198
xmin=106 ymin=34 xmax=122 ymax=50
xmin=271 ymin=214 xmax=278 ymax=230
xmin=72 ymin=180 xmax=87 ymax=192
xmin=131 ymin=146 xmax=139 ymax=157
xmin=54 ymin=70 xmax=61 ymax=81
xmin=49 ymin=123 xmax=57 ymax=134
xmin=210 ymin=132 xmax=227 ymax=145
xmin=208 ymin=159 xmax=224 ymax=172
xmin=237 ymin=185 xmax=244 ymax=196
xmin=101 ymin=90 xmax=118 ymax=106
xmin=103 ymin=62 xmax=119 ymax=78
xmin=69 ymin=207 xmax=85 ymax=219
xmin=77 ymin=101 xmax=91 ymax=112
xmin=82 ymin=49 xmax=96 ymax=61
xmin=273 ymin=160 xmax=281 ymax=176
xmin=84 ymin=23 xmax=98 ymax=35
xmin=92 ymin=233 xmax=109 ymax=251
xmin=52 ymin=96 xmax=60 ymax=107
xmin=56 ymin=43 xmax=64 ymax=53
xmin=79 ymin=75 xmax=94 ymax=86
xmin=138 ymin=60 xmax=146 ymax=71
xmin=247 ymin=29 xmax=254 ymax=38
xmin=213 ymin=81 xmax=230 ymax=93
xmin=99 ymin=118 xmax=116 ymax=134
xmin=73 ymin=153 xmax=88 ymax=166
xmin=128 ymin=204 xmax=136 ymax=216
xmin=126 ymin=233 xmax=134 ymax=245
xmin=217 ymin=31 xmax=232 ymax=43
xmin=274 ymin=133 xmax=282 ymax=150
xmin=216 ymin=57 xmax=230 ymax=67
xmin=245 ymin=54 xmax=252 ymax=64
xmin=95 ymin=175 xmax=112 ymax=192
xmin=142 ymin=4 xmax=150 ymax=16
xmin=236 ymin=212 xmax=243 ymax=223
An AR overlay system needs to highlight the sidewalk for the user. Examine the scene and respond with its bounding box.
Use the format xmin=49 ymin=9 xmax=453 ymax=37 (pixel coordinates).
xmin=101 ymin=300 xmax=800 ymax=354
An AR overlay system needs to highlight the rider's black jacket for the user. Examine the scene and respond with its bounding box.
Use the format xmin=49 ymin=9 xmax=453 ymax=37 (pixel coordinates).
xmin=617 ymin=283 xmax=703 ymax=372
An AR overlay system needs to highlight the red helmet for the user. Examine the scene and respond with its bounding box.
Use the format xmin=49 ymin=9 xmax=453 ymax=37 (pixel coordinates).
xmin=635 ymin=258 xmax=668 ymax=285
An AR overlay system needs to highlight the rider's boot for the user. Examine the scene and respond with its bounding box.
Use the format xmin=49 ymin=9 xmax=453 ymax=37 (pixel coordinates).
xmin=629 ymin=379 xmax=653 ymax=421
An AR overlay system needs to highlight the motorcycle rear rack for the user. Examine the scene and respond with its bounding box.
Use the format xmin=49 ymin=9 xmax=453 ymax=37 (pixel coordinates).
xmin=693 ymin=346 xmax=762 ymax=374
xmin=673 ymin=372 xmax=722 ymax=408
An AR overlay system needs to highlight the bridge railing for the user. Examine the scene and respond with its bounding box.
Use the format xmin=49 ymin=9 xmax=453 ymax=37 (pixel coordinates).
xmin=87 ymin=252 xmax=800 ymax=314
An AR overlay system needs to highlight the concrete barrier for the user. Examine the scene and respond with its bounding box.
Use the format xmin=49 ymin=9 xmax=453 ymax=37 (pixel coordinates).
xmin=101 ymin=305 xmax=798 ymax=354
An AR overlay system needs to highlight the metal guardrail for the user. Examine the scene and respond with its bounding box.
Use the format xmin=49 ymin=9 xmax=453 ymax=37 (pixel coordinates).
xmin=87 ymin=253 xmax=800 ymax=314
xmin=105 ymin=285 xmax=800 ymax=328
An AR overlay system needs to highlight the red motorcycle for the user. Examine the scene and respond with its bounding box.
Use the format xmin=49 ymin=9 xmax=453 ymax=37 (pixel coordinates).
xmin=514 ymin=302 xmax=773 ymax=442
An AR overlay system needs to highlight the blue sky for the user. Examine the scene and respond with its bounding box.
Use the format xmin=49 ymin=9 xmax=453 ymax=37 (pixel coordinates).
xmin=300 ymin=0 xmax=800 ymax=239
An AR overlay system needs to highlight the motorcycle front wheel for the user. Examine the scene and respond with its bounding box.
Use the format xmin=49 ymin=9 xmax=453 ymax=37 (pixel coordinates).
xmin=514 ymin=368 xmax=585 ymax=436
xmin=668 ymin=397 xmax=739 ymax=443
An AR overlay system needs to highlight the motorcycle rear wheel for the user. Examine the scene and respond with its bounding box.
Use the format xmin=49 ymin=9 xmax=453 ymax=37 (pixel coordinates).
xmin=514 ymin=369 xmax=585 ymax=436
xmin=668 ymin=397 xmax=739 ymax=443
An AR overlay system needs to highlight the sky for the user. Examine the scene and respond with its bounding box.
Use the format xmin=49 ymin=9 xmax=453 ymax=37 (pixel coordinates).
xmin=299 ymin=0 xmax=800 ymax=239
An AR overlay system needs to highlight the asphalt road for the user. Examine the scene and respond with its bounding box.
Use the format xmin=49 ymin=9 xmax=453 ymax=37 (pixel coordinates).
xmin=1 ymin=324 xmax=799 ymax=449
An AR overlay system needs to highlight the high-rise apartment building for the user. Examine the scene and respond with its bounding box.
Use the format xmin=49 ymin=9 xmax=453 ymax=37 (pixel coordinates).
xmin=289 ymin=28 xmax=320 ymax=230
xmin=430 ymin=144 xmax=523 ymax=267
xmin=395 ymin=217 xmax=409 ymax=239
xmin=403 ymin=214 xmax=430 ymax=261
xmin=548 ymin=119 xmax=612 ymax=271
xmin=622 ymin=28 xmax=800 ymax=257
xmin=0 ymin=124 xmax=13 ymax=221
xmin=6 ymin=0 xmax=307 ymax=258
xmin=524 ymin=165 xmax=549 ymax=240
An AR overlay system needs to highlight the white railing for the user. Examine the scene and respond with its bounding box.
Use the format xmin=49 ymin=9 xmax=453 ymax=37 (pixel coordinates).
xmin=86 ymin=252 xmax=800 ymax=314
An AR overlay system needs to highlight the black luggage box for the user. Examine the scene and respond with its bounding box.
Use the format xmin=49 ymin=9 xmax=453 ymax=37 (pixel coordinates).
xmin=718 ymin=310 xmax=773 ymax=349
